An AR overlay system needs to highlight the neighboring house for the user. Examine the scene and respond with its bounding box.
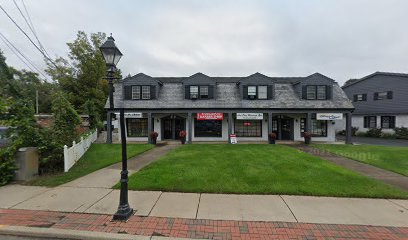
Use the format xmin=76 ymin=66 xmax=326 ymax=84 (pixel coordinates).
xmin=105 ymin=72 xmax=354 ymax=143
xmin=338 ymin=72 xmax=408 ymax=133
xmin=35 ymin=114 xmax=91 ymax=134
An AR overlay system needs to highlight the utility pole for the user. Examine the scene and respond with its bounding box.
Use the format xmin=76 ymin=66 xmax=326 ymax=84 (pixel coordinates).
xmin=36 ymin=90 xmax=39 ymax=114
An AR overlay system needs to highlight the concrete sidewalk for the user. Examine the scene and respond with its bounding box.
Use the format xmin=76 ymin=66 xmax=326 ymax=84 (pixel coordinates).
xmin=1 ymin=184 xmax=408 ymax=227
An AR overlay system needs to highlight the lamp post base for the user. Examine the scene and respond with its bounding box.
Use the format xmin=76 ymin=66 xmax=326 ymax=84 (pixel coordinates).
xmin=113 ymin=205 xmax=133 ymax=221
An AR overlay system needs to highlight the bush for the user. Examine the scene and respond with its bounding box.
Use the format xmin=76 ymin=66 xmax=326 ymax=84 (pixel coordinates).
xmin=337 ymin=127 xmax=358 ymax=136
xmin=394 ymin=127 xmax=408 ymax=140
xmin=355 ymin=131 xmax=366 ymax=137
xmin=0 ymin=146 xmax=17 ymax=185
xmin=381 ymin=132 xmax=396 ymax=139
xmin=365 ymin=128 xmax=382 ymax=138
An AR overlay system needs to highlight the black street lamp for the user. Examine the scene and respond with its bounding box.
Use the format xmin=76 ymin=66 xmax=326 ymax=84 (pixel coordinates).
xmin=100 ymin=35 xmax=133 ymax=221
xmin=100 ymin=34 xmax=123 ymax=144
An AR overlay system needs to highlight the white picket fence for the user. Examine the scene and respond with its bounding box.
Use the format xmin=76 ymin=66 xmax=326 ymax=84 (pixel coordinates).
xmin=64 ymin=129 xmax=97 ymax=172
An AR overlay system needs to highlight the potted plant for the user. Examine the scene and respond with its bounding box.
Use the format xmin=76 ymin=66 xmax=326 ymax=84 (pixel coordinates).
xmin=303 ymin=131 xmax=312 ymax=144
xmin=268 ymin=132 xmax=277 ymax=144
xmin=150 ymin=132 xmax=158 ymax=144
xmin=179 ymin=130 xmax=186 ymax=144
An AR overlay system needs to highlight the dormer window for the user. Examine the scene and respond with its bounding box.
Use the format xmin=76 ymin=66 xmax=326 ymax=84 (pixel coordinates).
xmin=248 ymin=86 xmax=257 ymax=99
xmin=127 ymin=85 xmax=155 ymax=100
xmin=190 ymin=86 xmax=199 ymax=99
xmin=185 ymin=85 xmax=214 ymax=99
xmin=132 ymin=86 xmax=141 ymax=100
xmin=304 ymin=85 xmax=328 ymax=100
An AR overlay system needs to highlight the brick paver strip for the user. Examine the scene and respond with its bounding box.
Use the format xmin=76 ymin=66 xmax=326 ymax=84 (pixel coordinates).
xmin=1 ymin=209 xmax=407 ymax=239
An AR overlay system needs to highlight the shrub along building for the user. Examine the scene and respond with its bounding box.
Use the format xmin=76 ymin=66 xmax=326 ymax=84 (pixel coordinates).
xmin=105 ymin=72 xmax=354 ymax=144
xmin=339 ymin=72 xmax=408 ymax=134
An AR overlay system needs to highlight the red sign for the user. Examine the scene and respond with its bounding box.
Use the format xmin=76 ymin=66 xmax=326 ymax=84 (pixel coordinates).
xmin=197 ymin=112 xmax=224 ymax=120
xmin=243 ymin=122 xmax=251 ymax=126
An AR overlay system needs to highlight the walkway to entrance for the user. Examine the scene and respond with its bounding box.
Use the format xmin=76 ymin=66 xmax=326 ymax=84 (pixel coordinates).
xmin=62 ymin=143 xmax=179 ymax=189
xmin=291 ymin=144 xmax=408 ymax=191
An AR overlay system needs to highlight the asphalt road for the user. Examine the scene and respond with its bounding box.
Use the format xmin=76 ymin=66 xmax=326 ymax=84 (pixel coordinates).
xmin=337 ymin=135 xmax=408 ymax=147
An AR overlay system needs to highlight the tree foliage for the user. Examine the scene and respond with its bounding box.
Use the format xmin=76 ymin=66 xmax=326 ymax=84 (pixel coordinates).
xmin=46 ymin=31 xmax=120 ymax=123
xmin=51 ymin=92 xmax=81 ymax=147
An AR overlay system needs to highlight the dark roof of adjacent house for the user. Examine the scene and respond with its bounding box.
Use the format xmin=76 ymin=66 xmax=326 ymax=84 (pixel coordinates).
xmin=343 ymin=72 xmax=408 ymax=88
xmin=107 ymin=72 xmax=354 ymax=110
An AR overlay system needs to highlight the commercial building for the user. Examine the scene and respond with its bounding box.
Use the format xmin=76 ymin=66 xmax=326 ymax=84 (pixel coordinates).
xmin=105 ymin=72 xmax=354 ymax=143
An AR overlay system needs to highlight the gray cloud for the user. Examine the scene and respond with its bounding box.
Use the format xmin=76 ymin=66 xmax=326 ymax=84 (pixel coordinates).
xmin=1 ymin=0 xmax=407 ymax=84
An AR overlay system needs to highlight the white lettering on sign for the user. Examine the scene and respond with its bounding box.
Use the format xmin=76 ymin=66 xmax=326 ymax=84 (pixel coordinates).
xmin=236 ymin=113 xmax=264 ymax=120
xmin=316 ymin=113 xmax=343 ymax=120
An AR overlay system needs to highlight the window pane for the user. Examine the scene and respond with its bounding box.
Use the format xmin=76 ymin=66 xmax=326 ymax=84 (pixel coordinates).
xmin=126 ymin=118 xmax=148 ymax=137
xmin=357 ymin=94 xmax=363 ymax=101
xmin=141 ymin=86 xmax=150 ymax=99
xmin=190 ymin=86 xmax=199 ymax=99
xmin=132 ymin=86 xmax=140 ymax=100
xmin=378 ymin=92 xmax=387 ymax=100
xmin=248 ymin=86 xmax=257 ymax=96
xmin=234 ymin=120 xmax=262 ymax=137
xmin=369 ymin=116 xmax=376 ymax=128
xmin=317 ymin=86 xmax=326 ymax=100
xmin=306 ymin=86 xmax=316 ymax=99
xmin=311 ymin=120 xmax=327 ymax=137
xmin=258 ymin=86 xmax=267 ymax=99
xmin=200 ymin=86 xmax=208 ymax=98
xmin=194 ymin=119 xmax=222 ymax=137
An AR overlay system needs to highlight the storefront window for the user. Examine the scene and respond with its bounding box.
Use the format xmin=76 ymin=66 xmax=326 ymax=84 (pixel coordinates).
xmin=234 ymin=120 xmax=262 ymax=137
xmin=194 ymin=119 xmax=222 ymax=137
xmin=126 ymin=118 xmax=148 ymax=137
xmin=300 ymin=118 xmax=327 ymax=137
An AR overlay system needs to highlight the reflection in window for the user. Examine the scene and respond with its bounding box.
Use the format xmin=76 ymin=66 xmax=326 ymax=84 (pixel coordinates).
xmin=234 ymin=120 xmax=262 ymax=137
xmin=126 ymin=118 xmax=148 ymax=137
xmin=194 ymin=119 xmax=222 ymax=137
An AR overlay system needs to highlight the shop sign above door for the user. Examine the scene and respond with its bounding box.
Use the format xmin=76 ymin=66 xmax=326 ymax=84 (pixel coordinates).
xmin=197 ymin=112 xmax=224 ymax=120
xmin=115 ymin=112 xmax=143 ymax=118
xmin=316 ymin=113 xmax=343 ymax=120
xmin=237 ymin=113 xmax=263 ymax=120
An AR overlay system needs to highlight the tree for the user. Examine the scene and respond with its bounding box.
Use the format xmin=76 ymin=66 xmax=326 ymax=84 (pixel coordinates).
xmin=46 ymin=31 xmax=121 ymax=120
xmin=51 ymin=92 xmax=81 ymax=147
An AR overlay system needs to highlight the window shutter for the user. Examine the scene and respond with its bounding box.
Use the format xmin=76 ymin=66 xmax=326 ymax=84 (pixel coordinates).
xmin=363 ymin=94 xmax=367 ymax=101
xmin=390 ymin=116 xmax=396 ymax=128
xmin=243 ymin=85 xmax=248 ymax=99
xmin=185 ymin=85 xmax=190 ymax=99
xmin=374 ymin=92 xmax=379 ymax=100
xmin=267 ymin=85 xmax=273 ymax=99
xmin=208 ymin=85 xmax=214 ymax=99
xmin=325 ymin=85 xmax=332 ymax=100
xmin=302 ymin=85 xmax=307 ymax=99
xmin=150 ymin=85 xmax=156 ymax=99
xmin=387 ymin=91 xmax=393 ymax=99
xmin=124 ymin=86 xmax=132 ymax=100
xmin=353 ymin=94 xmax=358 ymax=102
xmin=363 ymin=116 xmax=368 ymax=128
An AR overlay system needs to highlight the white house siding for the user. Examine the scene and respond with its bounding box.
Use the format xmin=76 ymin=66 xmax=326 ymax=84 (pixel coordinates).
xmin=334 ymin=114 xmax=408 ymax=134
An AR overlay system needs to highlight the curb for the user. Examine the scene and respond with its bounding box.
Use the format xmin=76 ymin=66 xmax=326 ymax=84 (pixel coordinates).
xmin=0 ymin=225 xmax=148 ymax=240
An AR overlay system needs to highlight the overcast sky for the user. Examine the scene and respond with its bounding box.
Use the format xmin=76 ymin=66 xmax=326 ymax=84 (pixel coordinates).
xmin=1 ymin=0 xmax=407 ymax=85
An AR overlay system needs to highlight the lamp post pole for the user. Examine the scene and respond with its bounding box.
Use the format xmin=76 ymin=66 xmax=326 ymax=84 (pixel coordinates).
xmin=100 ymin=35 xmax=133 ymax=221
xmin=107 ymin=69 xmax=114 ymax=144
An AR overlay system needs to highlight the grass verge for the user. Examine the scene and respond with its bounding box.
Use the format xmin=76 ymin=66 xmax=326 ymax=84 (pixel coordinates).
xmin=120 ymin=144 xmax=408 ymax=198
xmin=312 ymin=144 xmax=408 ymax=176
xmin=28 ymin=144 xmax=154 ymax=187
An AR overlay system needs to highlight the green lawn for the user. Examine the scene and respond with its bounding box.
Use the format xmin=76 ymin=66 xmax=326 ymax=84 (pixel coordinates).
xmin=122 ymin=144 xmax=408 ymax=198
xmin=313 ymin=144 xmax=408 ymax=176
xmin=29 ymin=144 xmax=154 ymax=187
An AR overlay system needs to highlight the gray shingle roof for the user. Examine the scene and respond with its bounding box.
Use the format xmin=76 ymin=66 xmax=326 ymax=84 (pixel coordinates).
xmin=343 ymin=71 xmax=408 ymax=88
xmin=107 ymin=72 xmax=354 ymax=110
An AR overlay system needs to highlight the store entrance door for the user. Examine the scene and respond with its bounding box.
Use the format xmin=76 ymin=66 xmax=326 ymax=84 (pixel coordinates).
xmin=162 ymin=116 xmax=185 ymax=140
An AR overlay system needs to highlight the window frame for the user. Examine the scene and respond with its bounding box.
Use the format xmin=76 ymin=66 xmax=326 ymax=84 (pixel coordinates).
xmin=131 ymin=85 xmax=152 ymax=100
xmin=257 ymin=86 xmax=268 ymax=100
xmin=381 ymin=116 xmax=395 ymax=129
xmin=190 ymin=86 xmax=199 ymax=99
xmin=199 ymin=86 xmax=209 ymax=99
xmin=247 ymin=86 xmax=257 ymax=99
xmin=234 ymin=119 xmax=262 ymax=137
xmin=126 ymin=118 xmax=148 ymax=137
xmin=364 ymin=116 xmax=377 ymax=129
xmin=300 ymin=118 xmax=327 ymax=137
xmin=305 ymin=85 xmax=327 ymax=100
xmin=194 ymin=119 xmax=222 ymax=138
xmin=141 ymin=86 xmax=151 ymax=100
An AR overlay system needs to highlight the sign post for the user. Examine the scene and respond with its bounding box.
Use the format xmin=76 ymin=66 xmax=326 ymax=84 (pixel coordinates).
xmin=229 ymin=134 xmax=237 ymax=144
